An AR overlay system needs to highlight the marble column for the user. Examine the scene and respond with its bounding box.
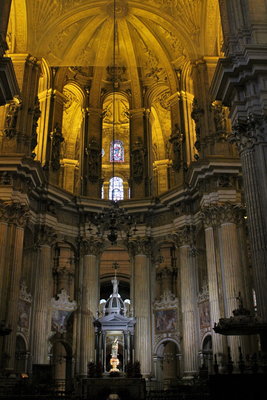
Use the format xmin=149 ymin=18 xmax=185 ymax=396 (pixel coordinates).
xmin=201 ymin=210 xmax=227 ymax=363
xmin=175 ymin=226 xmax=199 ymax=378
xmin=31 ymin=225 xmax=56 ymax=365
xmin=129 ymin=237 xmax=152 ymax=377
xmin=78 ymin=237 xmax=103 ymax=376
xmin=0 ymin=202 xmax=29 ymax=371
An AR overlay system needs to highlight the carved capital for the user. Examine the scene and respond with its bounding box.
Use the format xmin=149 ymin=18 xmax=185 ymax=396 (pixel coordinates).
xmin=81 ymin=237 xmax=104 ymax=256
xmin=173 ymin=225 xmax=196 ymax=247
xmin=201 ymin=203 xmax=245 ymax=228
xmin=128 ymin=236 xmax=152 ymax=256
xmin=0 ymin=201 xmax=29 ymax=227
xmin=229 ymin=113 xmax=267 ymax=153
xmin=35 ymin=225 xmax=57 ymax=246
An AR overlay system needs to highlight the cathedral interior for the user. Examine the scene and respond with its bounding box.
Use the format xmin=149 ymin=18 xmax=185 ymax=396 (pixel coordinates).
xmin=0 ymin=1 xmax=267 ymax=399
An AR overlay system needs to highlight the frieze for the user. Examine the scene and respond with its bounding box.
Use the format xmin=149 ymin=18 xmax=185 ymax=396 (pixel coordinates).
xmin=0 ymin=201 xmax=29 ymax=227
xmin=229 ymin=113 xmax=267 ymax=153
xmin=201 ymin=203 xmax=245 ymax=228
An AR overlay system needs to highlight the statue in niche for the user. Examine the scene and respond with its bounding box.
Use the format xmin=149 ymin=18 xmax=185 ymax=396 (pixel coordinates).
xmin=4 ymin=96 xmax=22 ymax=139
xmin=169 ymin=123 xmax=184 ymax=172
xmin=30 ymin=96 xmax=41 ymax=155
xmin=212 ymin=102 xmax=227 ymax=133
xmin=50 ymin=123 xmax=64 ymax=171
xmin=110 ymin=337 xmax=120 ymax=372
xmin=191 ymin=98 xmax=204 ymax=152
xmin=111 ymin=337 xmax=119 ymax=358
xmin=132 ymin=137 xmax=144 ymax=183
xmin=87 ymin=137 xmax=100 ymax=183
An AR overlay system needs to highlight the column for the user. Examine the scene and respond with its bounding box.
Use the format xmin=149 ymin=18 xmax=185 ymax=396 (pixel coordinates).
xmin=201 ymin=208 xmax=227 ymax=364
xmin=31 ymin=225 xmax=56 ymax=365
xmin=175 ymin=226 xmax=199 ymax=378
xmin=0 ymin=0 xmax=12 ymax=56
xmin=129 ymin=237 xmax=152 ymax=377
xmin=218 ymin=204 xmax=249 ymax=363
xmin=0 ymin=202 xmax=29 ymax=371
xmin=78 ymin=237 xmax=103 ymax=376
xmin=53 ymin=242 xmax=75 ymax=298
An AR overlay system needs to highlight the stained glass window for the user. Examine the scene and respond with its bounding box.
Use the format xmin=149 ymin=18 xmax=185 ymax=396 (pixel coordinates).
xmin=109 ymin=177 xmax=124 ymax=201
xmin=110 ymin=140 xmax=124 ymax=162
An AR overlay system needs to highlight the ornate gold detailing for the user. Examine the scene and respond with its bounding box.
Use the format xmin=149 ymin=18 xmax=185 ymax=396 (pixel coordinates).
xmin=35 ymin=225 xmax=57 ymax=246
xmin=81 ymin=237 xmax=104 ymax=256
xmin=0 ymin=201 xmax=29 ymax=227
xmin=106 ymin=0 xmax=129 ymax=18
xmin=229 ymin=114 xmax=267 ymax=153
xmin=128 ymin=236 xmax=152 ymax=256
xmin=201 ymin=203 xmax=245 ymax=228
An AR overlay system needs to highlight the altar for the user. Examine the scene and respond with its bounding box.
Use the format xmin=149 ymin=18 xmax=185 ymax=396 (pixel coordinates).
xmin=94 ymin=274 xmax=136 ymax=373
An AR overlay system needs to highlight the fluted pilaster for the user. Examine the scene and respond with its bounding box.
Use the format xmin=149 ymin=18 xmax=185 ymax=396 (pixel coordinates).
xmin=0 ymin=202 xmax=29 ymax=370
xmin=31 ymin=225 xmax=56 ymax=365
xmin=175 ymin=226 xmax=199 ymax=377
xmin=78 ymin=237 xmax=103 ymax=375
xmin=129 ymin=237 xmax=152 ymax=377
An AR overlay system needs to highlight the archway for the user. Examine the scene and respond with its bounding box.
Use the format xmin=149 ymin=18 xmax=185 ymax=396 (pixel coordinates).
xmin=15 ymin=335 xmax=28 ymax=375
xmin=50 ymin=340 xmax=73 ymax=392
xmin=155 ymin=340 xmax=181 ymax=384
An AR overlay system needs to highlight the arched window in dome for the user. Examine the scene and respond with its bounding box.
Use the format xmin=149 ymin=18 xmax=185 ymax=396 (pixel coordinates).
xmin=110 ymin=140 xmax=124 ymax=162
xmin=109 ymin=177 xmax=124 ymax=201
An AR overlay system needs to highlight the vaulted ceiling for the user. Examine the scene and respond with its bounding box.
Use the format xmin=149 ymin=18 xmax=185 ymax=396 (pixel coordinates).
xmin=8 ymin=0 xmax=222 ymax=74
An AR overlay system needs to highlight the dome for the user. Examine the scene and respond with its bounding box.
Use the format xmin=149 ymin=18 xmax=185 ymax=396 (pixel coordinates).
xmin=105 ymin=277 xmax=124 ymax=315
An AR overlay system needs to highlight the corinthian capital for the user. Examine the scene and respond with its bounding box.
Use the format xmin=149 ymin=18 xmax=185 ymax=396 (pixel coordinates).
xmin=173 ymin=225 xmax=196 ymax=247
xmin=229 ymin=114 xmax=267 ymax=153
xmin=201 ymin=203 xmax=245 ymax=228
xmin=35 ymin=225 xmax=57 ymax=246
xmin=81 ymin=237 xmax=104 ymax=256
xmin=0 ymin=201 xmax=29 ymax=227
xmin=128 ymin=236 xmax=152 ymax=256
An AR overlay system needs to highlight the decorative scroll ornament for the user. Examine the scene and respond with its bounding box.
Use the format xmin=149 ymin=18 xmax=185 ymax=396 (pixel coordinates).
xmin=4 ymin=96 xmax=22 ymax=139
xmin=191 ymin=98 xmax=204 ymax=152
xmin=86 ymin=136 xmax=101 ymax=183
xmin=131 ymin=137 xmax=145 ymax=183
xmin=0 ymin=201 xmax=29 ymax=227
xmin=228 ymin=113 xmax=267 ymax=153
xmin=51 ymin=289 xmax=77 ymax=334
xmin=169 ymin=123 xmax=184 ymax=172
